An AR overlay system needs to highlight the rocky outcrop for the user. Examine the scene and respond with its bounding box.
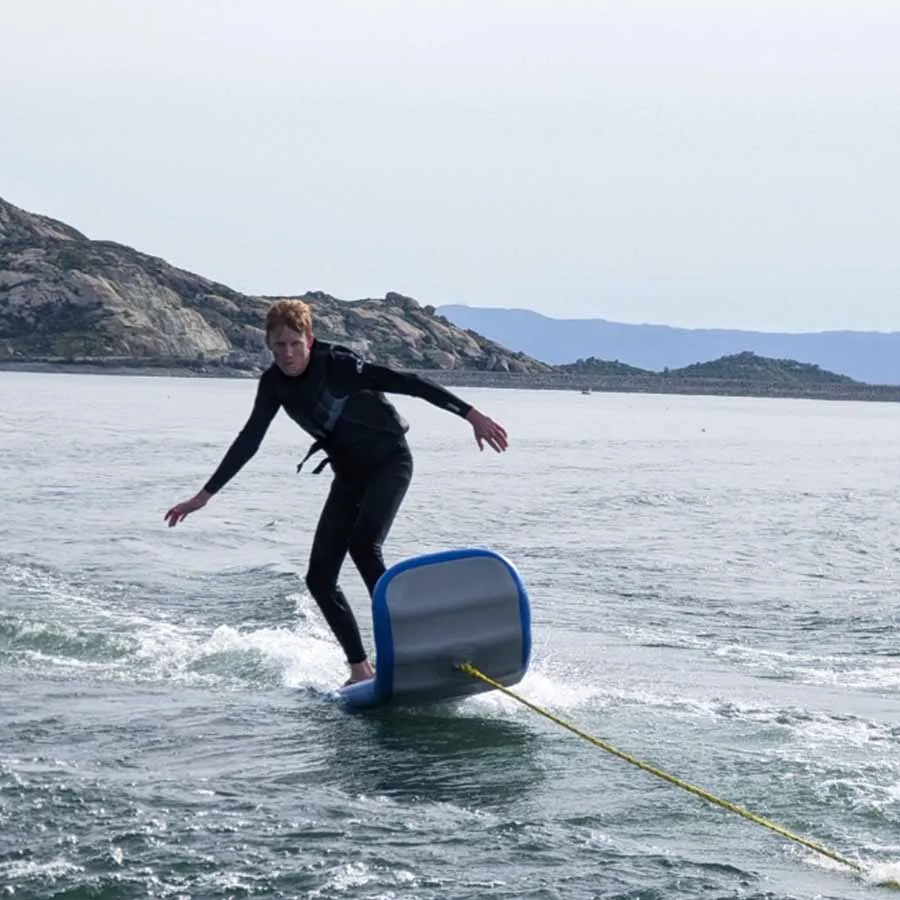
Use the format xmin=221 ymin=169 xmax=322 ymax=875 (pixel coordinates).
xmin=666 ymin=350 xmax=857 ymax=384
xmin=283 ymin=290 xmax=545 ymax=372
xmin=0 ymin=197 xmax=550 ymax=374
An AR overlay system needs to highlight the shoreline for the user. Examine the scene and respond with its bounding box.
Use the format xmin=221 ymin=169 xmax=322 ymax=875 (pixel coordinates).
xmin=3 ymin=359 xmax=900 ymax=402
xmin=420 ymin=368 xmax=900 ymax=402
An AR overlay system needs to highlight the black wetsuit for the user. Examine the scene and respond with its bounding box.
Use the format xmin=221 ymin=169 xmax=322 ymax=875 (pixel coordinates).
xmin=202 ymin=339 xmax=472 ymax=663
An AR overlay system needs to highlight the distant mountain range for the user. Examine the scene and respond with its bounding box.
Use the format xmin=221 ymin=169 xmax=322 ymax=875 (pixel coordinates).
xmin=437 ymin=305 xmax=900 ymax=386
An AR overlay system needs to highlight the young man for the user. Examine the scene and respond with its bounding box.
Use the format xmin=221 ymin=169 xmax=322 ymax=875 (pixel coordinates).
xmin=165 ymin=299 xmax=508 ymax=684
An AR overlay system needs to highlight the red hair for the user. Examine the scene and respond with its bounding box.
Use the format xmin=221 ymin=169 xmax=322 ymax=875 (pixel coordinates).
xmin=265 ymin=299 xmax=312 ymax=337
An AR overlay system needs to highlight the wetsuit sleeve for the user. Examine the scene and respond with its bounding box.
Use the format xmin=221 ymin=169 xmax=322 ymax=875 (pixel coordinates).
xmin=333 ymin=353 xmax=473 ymax=419
xmin=202 ymin=374 xmax=281 ymax=495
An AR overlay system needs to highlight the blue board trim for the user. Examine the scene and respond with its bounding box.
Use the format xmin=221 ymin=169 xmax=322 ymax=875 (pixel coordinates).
xmin=341 ymin=547 xmax=531 ymax=709
xmin=337 ymin=676 xmax=377 ymax=708
xmin=371 ymin=566 xmax=395 ymax=703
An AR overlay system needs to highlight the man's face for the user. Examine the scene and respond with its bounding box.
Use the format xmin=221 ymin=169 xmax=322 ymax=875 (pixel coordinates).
xmin=267 ymin=325 xmax=313 ymax=376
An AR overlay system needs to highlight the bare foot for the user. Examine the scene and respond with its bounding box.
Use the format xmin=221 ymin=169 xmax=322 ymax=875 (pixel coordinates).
xmin=345 ymin=660 xmax=375 ymax=685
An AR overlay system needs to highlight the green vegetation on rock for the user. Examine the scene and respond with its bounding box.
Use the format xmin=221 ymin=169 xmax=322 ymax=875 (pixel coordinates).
xmin=666 ymin=351 xmax=857 ymax=384
xmin=556 ymin=356 xmax=652 ymax=377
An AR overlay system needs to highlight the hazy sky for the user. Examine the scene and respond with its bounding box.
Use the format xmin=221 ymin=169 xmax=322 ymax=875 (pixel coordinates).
xmin=3 ymin=1 xmax=899 ymax=331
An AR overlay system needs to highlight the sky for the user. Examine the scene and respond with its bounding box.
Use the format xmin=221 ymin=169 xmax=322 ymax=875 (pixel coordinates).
xmin=2 ymin=0 xmax=899 ymax=332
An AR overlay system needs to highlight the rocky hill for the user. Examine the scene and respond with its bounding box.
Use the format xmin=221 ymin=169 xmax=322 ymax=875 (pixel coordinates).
xmin=666 ymin=351 xmax=857 ymax=385
xmin=555 ymin=356 xmax=650 ymax=377
xmin=0 ymin=197 xmax=550 ymax=375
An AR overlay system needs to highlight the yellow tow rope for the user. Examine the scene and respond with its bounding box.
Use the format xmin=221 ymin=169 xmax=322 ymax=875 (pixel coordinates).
xmin=457 ymin=662 xmax=899 ymax=890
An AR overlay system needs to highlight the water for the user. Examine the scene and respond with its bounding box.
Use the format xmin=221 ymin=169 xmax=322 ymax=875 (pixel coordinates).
xmin=2 ymin=371 xmax=899 ymax=899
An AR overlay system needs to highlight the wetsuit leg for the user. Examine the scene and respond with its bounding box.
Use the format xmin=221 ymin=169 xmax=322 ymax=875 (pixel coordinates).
xmin=305 ymin=477 xmax=368 ymax=664
xmin=348 ymin=446 xmax=414 ymax=594
xmin=304 ymin=445 xmax=413 ymax=664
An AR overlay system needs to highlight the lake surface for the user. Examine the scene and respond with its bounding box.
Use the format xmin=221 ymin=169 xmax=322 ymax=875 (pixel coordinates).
xmin=2 ymin=371 xmax=899 ymax=899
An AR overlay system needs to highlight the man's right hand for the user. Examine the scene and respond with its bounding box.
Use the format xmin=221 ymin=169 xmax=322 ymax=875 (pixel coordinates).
xmin=164 ymin=491 xmax=210 ymax=527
